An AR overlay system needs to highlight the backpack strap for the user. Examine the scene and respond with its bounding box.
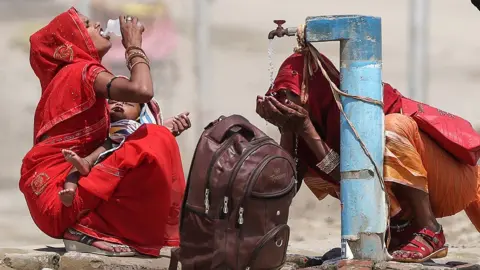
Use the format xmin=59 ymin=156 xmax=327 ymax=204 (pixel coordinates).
xmin=168 ymin=247 xmax=180 ymax=270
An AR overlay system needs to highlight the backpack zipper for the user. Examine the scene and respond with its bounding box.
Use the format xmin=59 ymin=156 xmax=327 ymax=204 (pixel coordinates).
xmin=203 ymin=136 xmax=236 ymax=214
xmin=235 ymin=155 xmax=273 ymax=225
xmin=221 ymin=138 xmax=272 ymax=216
xmin=236 ymin=154 xmax=295 ymax=226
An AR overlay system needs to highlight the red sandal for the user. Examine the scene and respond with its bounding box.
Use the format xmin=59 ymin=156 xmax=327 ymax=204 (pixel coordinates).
xmin=388 ymin=219 xmax=419 ymax=253
xmin=392 ymin=226 xmax=448 ymax=263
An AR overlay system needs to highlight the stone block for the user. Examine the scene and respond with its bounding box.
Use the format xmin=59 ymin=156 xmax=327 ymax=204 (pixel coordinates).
xmin=452 ymin=263 xmax=480 ymax=270
xmin=286 ymin=253 xmax=309 ymax=268
xmin=281 ymin=262 xmax=300 ymax=270
xmin=59 ymin=252 xmax=172 ymax=270
xmin=2 ymin=251 xmax=60 ymax=270
xmin=375 ymin=261 xmax=425 ymax=270
xmin=0 ymin=249 xmax=30 ymax=260
xmin=0 ymin=264 xmax=13 ymax=270
xmin=337 ymin=259 xmax=374 ymax=270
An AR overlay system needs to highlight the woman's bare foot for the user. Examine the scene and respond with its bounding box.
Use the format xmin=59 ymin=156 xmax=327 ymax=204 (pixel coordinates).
xmin=59 ymin=188 xmax=75 ymax=207
xmin=62 ymin=149 xmax=91 ymax=175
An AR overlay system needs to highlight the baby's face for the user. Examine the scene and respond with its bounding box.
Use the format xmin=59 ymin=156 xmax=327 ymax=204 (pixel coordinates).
xmin=108 ymin=100 xmax=141 ymax=122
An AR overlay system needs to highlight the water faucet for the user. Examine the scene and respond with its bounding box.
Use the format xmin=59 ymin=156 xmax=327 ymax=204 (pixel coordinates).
xmin=268 ymin=20 xmax=297 ymax=40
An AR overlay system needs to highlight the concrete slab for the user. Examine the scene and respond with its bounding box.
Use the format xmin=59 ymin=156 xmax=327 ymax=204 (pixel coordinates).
xmin=1 ymin=245 xmax=479 ymax=270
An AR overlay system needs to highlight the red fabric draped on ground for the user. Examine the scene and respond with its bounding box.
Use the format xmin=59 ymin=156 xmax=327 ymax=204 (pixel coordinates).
xmin=20 ymin=7 xmax=185 ymax=256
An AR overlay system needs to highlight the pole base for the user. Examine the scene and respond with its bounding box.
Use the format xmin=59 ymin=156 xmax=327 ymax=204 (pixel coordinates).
xmin=342 ymin=233 xmax=392 ymax=262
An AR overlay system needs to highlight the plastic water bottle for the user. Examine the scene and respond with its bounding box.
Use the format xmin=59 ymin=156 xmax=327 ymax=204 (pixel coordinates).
xmin=101 ymin=19 xmax=121 ymax=37
xmin=101 ymin=19 xmax=144 ymax=38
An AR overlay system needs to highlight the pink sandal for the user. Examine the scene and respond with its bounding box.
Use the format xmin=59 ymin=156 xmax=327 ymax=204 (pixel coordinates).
xmin=392 ymin=226 xmax=448 ymax=263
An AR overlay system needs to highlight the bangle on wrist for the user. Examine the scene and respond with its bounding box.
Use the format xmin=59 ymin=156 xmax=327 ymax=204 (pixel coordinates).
xmin=316 ymin=149 xmax=340 ymax=175
xmin=126 ymin=46 xmax=144 ymax=53
xmin=130 ymin=59 xmax=150 ymax=70
xmin=126 ymin=51 xmax=149 ymax=65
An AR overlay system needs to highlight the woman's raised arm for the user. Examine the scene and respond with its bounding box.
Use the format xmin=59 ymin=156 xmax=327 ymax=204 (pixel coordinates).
xmin=94 ymin=16 xmax=153 ymax=103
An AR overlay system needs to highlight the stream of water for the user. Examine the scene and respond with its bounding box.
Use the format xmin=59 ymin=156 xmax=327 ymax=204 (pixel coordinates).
xmin=268 ymin=39 xmax=275 ymax=90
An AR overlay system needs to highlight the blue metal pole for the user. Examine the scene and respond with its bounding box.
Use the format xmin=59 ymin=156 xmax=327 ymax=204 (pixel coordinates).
xmin=305 ymin=15 xmax=388 ymax=261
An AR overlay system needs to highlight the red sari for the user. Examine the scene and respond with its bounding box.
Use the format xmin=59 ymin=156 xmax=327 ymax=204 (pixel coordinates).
xmin=20 ymin=7 xmax=185 ymax=256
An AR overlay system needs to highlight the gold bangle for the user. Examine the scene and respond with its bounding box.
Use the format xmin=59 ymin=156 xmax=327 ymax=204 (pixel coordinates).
xmin=129 ymin=59 xmax=150 ymax=71
xmin=128 ymin=56 xmax=149 ymax=70
xmin=125 ymin=46 xmax=145 ymax=55
xmin=126 ymin=51 xmax=149 ymax=66
xmin=125 ymin=50 xmax=146 ymax=61
xmin=125 ymin=47 xmax=146 ymax=60
xmin=126 ymin=55 xmax=149 ymax=70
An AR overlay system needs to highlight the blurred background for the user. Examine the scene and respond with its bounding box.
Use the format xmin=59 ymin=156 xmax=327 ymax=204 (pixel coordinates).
xmin=1 ymin=0 xmax=479 ymax=253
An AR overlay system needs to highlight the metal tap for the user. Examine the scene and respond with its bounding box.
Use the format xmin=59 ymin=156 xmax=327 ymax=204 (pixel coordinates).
xmin=268 ymin=20 xmax=297 ymax=40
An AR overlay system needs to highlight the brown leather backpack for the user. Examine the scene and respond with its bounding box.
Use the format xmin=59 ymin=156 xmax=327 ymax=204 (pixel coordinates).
xmin=169 ymin=115 xmax=297 ymax=270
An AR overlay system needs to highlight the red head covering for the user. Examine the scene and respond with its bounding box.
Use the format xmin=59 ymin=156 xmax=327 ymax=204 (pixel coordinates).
xmin=267 ymin=53 xmax=341 ymax=143
xmin=30 ymin=7 xmax=107 ymax=143
xmin=267 ymin=52 xmax=403 ymax=181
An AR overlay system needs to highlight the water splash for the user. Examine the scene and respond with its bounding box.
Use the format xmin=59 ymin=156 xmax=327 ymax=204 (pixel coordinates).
xmin=268 ymin=39 xmax=275 ymax=90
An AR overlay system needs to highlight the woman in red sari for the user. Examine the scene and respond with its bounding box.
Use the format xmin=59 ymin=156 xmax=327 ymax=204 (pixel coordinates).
xmin=20 ymin=7 xmax=186 ymax=256
xmin=256 ymin=51 xmax=480 ymax=262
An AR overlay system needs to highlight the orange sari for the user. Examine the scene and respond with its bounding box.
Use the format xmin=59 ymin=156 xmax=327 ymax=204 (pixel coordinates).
xmin=306 ymin=113 xmax=480 ymax=226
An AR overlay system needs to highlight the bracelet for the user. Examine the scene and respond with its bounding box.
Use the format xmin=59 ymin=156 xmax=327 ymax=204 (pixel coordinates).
xmin=127 ymin=55 xmax=149 ymax=70
xmin=125 ymin=46 xmax=143 ymax=52
xmin=125 ymin=47 xmax=145 ymax=59
xmin=126 ymin=51 xmax=148 ymax=64
xmin=125 ymin=47 xmax=147 ymax=62
xmin=126 ymin=46 xmax=144 ymax=55
xmin=130 ymin=59 xmax=150 ymax=70
xmin=125 ymin=50 xmax=146 ymax=62
xmin=316 ymin=149 xmax=340 ymax=175
xmin=126 ymin=52 xmax=150 ymax=70
xmin=106 ymin=75 xmax=126 ymax=99
xmin=128 ymin=57 xmax=150 ymax=71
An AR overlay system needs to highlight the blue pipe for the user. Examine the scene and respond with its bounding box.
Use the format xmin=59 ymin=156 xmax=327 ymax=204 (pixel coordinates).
xmin=305 ymin=15 xmax=388 ymax=261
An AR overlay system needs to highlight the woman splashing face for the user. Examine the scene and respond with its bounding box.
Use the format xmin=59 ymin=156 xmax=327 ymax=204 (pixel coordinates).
xmin=257 ymin=51 xmax=480 ymax=263
xmin=21 ymin=7 xmax=186 ymax=257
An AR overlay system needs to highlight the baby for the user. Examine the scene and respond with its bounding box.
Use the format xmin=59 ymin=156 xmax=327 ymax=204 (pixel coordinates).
xmin=59 ymin=100 xmax=190 ymax=207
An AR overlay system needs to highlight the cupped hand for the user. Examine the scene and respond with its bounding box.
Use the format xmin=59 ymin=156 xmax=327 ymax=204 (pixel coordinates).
xmin=256 ymin=95 xmax=311 ymax=134
xmin=119 ymin=15 xmax=145 ymax=49
xmin=164 ymin=112 xmax=191 ymax=137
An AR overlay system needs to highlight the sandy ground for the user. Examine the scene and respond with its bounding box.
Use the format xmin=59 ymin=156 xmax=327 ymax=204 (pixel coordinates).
xmin=1 ymin=0 xmax=479 ymax=255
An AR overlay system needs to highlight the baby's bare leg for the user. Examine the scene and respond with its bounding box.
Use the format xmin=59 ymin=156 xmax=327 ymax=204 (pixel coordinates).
xmin=59 ymin=141 xmax=112 ymax=207
xmin=62 ymin=149 xmax=91 ymax=175
xmin=59 ymin=171 xmax=80 ymax=207
xmin=62 ymin=141 xmax=111 ymax=175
